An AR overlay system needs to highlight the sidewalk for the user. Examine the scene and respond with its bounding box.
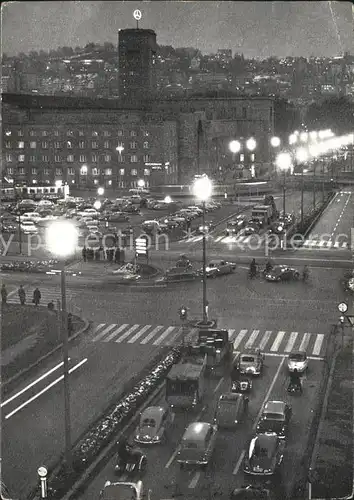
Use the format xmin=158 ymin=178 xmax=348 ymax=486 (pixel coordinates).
xmin=311 ymin=338 xmax=353 ymax=498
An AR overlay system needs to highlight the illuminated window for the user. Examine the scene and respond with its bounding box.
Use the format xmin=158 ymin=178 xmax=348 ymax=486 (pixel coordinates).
xmin=5 ymin=141 xmax=11 ymax=148
xmin=42 ymin=155 xmax=49 ymax=162
xmin=79 ymin=141 xmax=85 ymax=149
xmin=67 ymin=155 xmax=74 ymax=162
xmin=54 ymin=155 xmax=61 ymax=162
xmin=5 ymin=130 xmax=11 ymax=136
xmin=55 ymin=168 xmax=62 ymax=175
xmin=18 ymin=167 xmax=25 ymax=174
xmin=105 ymin=168 xmax=112 ymax=175
xmin=67 ymin=141 xmax=73 ymax=149
xmin=7 ymin=167 xmax=13 ymax=174
xmin=143 ymin=154 xmax=150 ymax=162
xmin=143 ymin=130 xmax=149 ymax=136
xmin=80 ymin=165 xmax=87 ymax=175
xmin=240 ymin=153 xmax=245 ymax=162
xmin=92 ymin=141 xmax=98 ymax=149
xmin=68 ymin=168 xmax=74 ymax=175
xmin=118 ymin=155 xmax=125 ymax=163
xmin=131 ymin=169 xmax=137 ymax=176
xmin=92 ymin=168 xmax=98 ymax=176
xmin=104 ymin=131 xmax=111 ymax=137
xmin=18 ymin=154 xmax=25 ymax=162
xmin=54 ymin=142 xmax=60 ymax=149
xmin=118 ymin=130 xmax=123 ymax=136
xmin=119 ymin=168 xmax=125 ymax=176
xmin=18 ymin=130 xmax=24 ymax=136
xmin=92 ymin=154 xmax=98 ymax=162
xmin=143 ymin=141 xmax=149 ymax=149
xmin=104 ymin=154 xmax=111 ymax=162
xmin=92 ymin=131 xmax=98 ymax=137
xmin=130 ymin=130 xmax=137 ymax=137
xmin=42 ymin=131 xmax=48 ymax=136
xmin=79 ymin=155 xmax=87 ymax=162
xmin=250 ymin=153 xmax=255 ymax=162
xmin=94 ymin=179 xmax=99 ymax=184
xmin=54 ymin=130 xmax=59 ymax=136
xmin=144 ymin=168 xmax=150 ymax=176
xmin=6 ymin=154 xmax=13 ymax=162
xmin=130 ymin=155 xmax=138 ymax=163
xmin=108 ymin=179 xmax=112 ymax=186
xmin=29 ymin=155 xmax=36 ymax=162
xmin=18 ymin=141 xmax=25 ymax=149
xmin=104 ymin=140 xmax=110 ymax=148
xmin=42 ymin=141 xmax=49 ymax=149
xmin=44 ymin=169 xmax=50 ymax=175
xmin=130 ymin=141 xmax=137 ymax=149
xmin=67 ymin=130 xmax=74 ymax=136
xmin=30 ymin=130 xmax=36 ymax=136
xmin=30 ymin=141 xmax=37 ymax=149
xmin=31 ymin=168 xmax=37 ymax=175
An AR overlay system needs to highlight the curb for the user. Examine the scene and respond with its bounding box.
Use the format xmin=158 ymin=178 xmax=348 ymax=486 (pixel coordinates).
xmin=1 ymin=316 xmax=91 ymax=391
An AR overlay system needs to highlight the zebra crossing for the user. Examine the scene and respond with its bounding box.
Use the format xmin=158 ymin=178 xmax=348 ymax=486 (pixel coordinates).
xmin=90 ymin=323 xmax=326 ymax=357
xmin=302 ymin=238 xmax=349 ymax=250
xmin=179 ymin=234 xmax=264 ymax=245
xmin=8 ymin=286 xmax=76 ymax=307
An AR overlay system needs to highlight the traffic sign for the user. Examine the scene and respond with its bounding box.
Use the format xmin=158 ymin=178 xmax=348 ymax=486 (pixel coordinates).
xmin=37 ymin=466 xmax=47 ymax=477
xmin=135 ymin=237 xmax=147 ymax=256
xmin=338 ymin=302 xmax=348 ymax=313
xmin=133 ymin=9 xmax=142 ymax=20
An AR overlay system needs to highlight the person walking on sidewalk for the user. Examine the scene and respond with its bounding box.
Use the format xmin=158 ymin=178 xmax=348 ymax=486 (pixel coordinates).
xmin=18 ymin=285 xmax=26 ymax=305
xmin=1 ymin=284 xmax=8 ymax=304
xmin=33 ymin=287 xmax=41 ymax=306
xmin=82 ymin=246 xmax=87 ymax=262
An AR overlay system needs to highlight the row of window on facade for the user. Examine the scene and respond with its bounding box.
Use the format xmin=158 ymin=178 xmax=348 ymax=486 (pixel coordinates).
xmin=4 ymin=140 xmax=151 ymax=150
xmin=5 ymin=154 xmax=151 ymax=163
xmin=5 ymin=130 xmax=149 ymax=138
xmin=6 ymin=167 xmax=152 ymax=177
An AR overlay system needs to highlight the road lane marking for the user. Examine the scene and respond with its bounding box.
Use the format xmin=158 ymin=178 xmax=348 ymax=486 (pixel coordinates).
xmin=103 ymin=324 xmax=129 ymax=342
xmin=259 ymin=331 xmax=272 ymax=350
xmin=141 ymin=325 xmax=164 ymax=344
xmin=92 ymin=324 xmax=118 ymax=342
xmin=128 ymin=325 xmax=152 ymax=343
xmin=245 ymin=330 xmax=260 ymax=349
xmin=228 ymin=329 xmax=236 ymax=341
xmin=233 ymin=329 xmax=247 ymax=350
xmin=270 ymin=331 xmax=285 ymax=351
xmin=312 ymin=334 xmax=324 ymax=356
xmin=299 ymin=332 xmax=311 ymax=351
xmin=284 ymin=332 xmax=298 ymax=352
xmin=264 ymin=353 xmax=324 ymax=361
xmin=214 ymin=377 xmax=224 ymax=394
xmin=232 ymin=357 xmax=286 ymax=475
xmin=188 ymin=471 xmax=201 ymax=489
xmin=5 ymin=358 xmax=88 ymax=420
xmin=115 ymin=324 xmax=140 ymax=343
xmin=165 ymin=446 xmax=180 ymax=468
xmin=153 ymin=326 xmax=176 ymax=345
xmin=1 ymin=360 xmax=68 ymax=407
xmin=165 ymin=327 xmax=183 ymax=346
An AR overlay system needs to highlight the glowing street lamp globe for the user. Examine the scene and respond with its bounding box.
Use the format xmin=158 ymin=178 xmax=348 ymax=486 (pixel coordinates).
xmin=296 ymin=148 xmax=308 ymax=163
xmin=270 ymin=136 xmax=281 ymax=148
xmin=137 ymin=179 xmax=145 ymax=188
xmin=275 ymin=152 xmax=292 ymax=171
xmin=192 ymin=174 xmax=213 ymax=202
xmin=246 ymin=137 xmax=257 ymax=151
xmin=46 ymin=221 xmax=78 ymax=258
xmin=229 ymin=140 xmax=241 ymax=154
xmin=97 ymin=187 xmax=104 ymax=196
xmin=300 ymin=132 xmax=308 ymax=143
xmin=164 ymin=195 xmax=172 ymax=203
xmin=289 ymin=134 xmax=297 ymax=145
xmin=93 ymin=200 xmax=102 ymax=210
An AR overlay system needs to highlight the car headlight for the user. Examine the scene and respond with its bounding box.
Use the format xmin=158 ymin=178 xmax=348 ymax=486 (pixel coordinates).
xmin=152 ymin=435 xmax=161 ymax=442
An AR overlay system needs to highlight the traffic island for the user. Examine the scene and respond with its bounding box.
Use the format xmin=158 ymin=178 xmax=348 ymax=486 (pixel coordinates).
xmin=1 ymin=304 xmax=88 ymax=393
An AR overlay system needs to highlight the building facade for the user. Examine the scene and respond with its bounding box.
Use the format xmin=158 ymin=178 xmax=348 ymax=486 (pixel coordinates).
xmin=118 ymin=29 xmax=157 ymax=100
xmin=2 ymin=94 xmax=178 ymax=189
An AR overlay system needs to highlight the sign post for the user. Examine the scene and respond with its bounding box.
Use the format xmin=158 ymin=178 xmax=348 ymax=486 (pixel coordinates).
xmin=179 ymin=306 xmax=188 ymax=346
xmin=337 ymin=303 xmax=348 ymax=347
xmin=37 ymin=466 xmax=48 ymax=499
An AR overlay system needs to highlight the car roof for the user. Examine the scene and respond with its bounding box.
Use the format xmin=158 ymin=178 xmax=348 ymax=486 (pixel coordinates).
xmin=141 ymin=406 xmax=166 ymax=421
xmin=219 ymin=392 xmax=243 ymax=403
xmin=254 ymin=433 xmax=278 ymax=447
xmin=289 ymin=350 xmax=306 ymax=356
xmin=264 ymin=401 xmax=286 ymax=413
xmin=183 ymin=422 xmax=212 ymax=441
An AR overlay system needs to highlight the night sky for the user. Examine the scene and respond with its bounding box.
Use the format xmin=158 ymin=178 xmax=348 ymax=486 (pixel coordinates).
xmin=2 ymin=1 xmax=353 ymax=58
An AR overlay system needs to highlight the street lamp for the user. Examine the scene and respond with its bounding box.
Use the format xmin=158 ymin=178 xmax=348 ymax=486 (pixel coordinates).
xmin=192 ymin=174 xmax=213 ymax=326
xmin=270 ymin=136 xmax=281 ymax=148
xmin=97 ymin=187 xmax=104 ymax=196
xmin=289 ymin=134 xmax=297 ymax=145
xmin=300 ymin=132 xmax=308 ymax=143
xmin=296 ymin=148 xmax=309 ymax=225
xmin=276 ymin=152 xmax=292 ymax=216
xmin=45 ymin=221 xmax=78 ymax=469
xmin=246 ymin=137 xmax=257 ymax=152
xmin=229 ymin=140 xmax=241 ymax=154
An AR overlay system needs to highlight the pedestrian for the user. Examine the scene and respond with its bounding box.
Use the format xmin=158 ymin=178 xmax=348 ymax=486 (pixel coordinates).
xmin=33 ymin=287 xmax=41 ymax=306
xmin=120 ymin=247 xmax=125 ymax=264
xmin=18 ymin=285 xmax=26 ymax=305
xmin=1 ymin=284 xmax=7 ymax=304
xmin=99 ymin=245 xmax=104 ymax=261
xmin=67 ymin=313 xmax=73 ymax=335
xmin=47 ymin=301 xmax=54 ymax=311
xmin=115 ymin=247 xmax=120 ymax=264
xmin=82 ymin=246 xmax=87 ymax=262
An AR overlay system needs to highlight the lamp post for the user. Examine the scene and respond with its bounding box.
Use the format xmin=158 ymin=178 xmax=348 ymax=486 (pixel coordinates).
xmin=276 ymin=153 xmax=292 ymax=216
xmin=296 ymin=147 xmax=309 ymax=225
xmin=137 ymin=178 xmax=145 ymax=193
xmin=116 ymin=145 xmax=124 ymax=188
xmin=46 ymin=221 xmax=78 ymax=470
xmin=270 ymin=137 xmax=281 ymax=177
xmin=192 ymin=175 xmax=213 ymax=326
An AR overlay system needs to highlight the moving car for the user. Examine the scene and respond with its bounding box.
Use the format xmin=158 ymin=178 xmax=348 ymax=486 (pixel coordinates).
xmin=22 ymin=212 xmax=43 ymax=223
xmin=107 ymin=212 xmax=130 ymax=223
xmin=243 ymin=433 xmax=285 ymax=476
xmin=265 ymin=265 xmax=300 ymax=282
xmin=243 ymin=226 xmax=258 ymax=236
xmin=213 ymin=393 xmax=247 ymax=429
xmin=256 ymin=400 xmax=292 ymax=439
xmin=197 ymin=221 xmax=214 ymax=234
xmin=1 ymin=222 xmax=17 ymax=233
xmin=225 ymin=215 xmax=247 ymax=235
xmin=204 ymin=260 xmax=236 ymax=278
xmin=287 ymin=351 xmax=308 ymax=373
xmin=134 ymin=406 xmax=174 ymax=444
xmin=100 ymin=481 xmax=151 ymax=500
xmin=165 ymin=267 xmax=198 ymax=282
xmin=236 ymin=348 xmax=264 ymax=376
xmin=230 ymin=485 xmax=272 ymax=500
xmin=177 ymin=422 xmax=217 ymax=468
xmin=20 ymin=220 xmax=38 ymax=234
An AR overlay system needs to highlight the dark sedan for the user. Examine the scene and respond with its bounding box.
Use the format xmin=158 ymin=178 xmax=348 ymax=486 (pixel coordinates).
xmin=265 ymin=265 xmax=300 ymax=282
xmin=243 ymin=433 xmax=284 ymax=476
xmin=256 ymin=400 xmax=292 ymax=439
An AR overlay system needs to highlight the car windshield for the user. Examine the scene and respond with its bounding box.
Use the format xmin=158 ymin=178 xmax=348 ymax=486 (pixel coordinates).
xmin=264 ymin=412 xmax=284 ymax=421
xmin=241 ymin=356 xmax=255 ymax=363
xmin=289 ymin=353 xmax=305 ymax=361
xmin=141 ymin=418 xmax=156 ymax=428
xmin=101 ymin=484 xmax=137 ymax=500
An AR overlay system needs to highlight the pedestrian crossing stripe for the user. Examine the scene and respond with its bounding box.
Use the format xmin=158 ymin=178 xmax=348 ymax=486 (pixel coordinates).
xmin=303 ymin=239 xmax=349 ymax=249
xmin=179 ymin=235 xmax=264 ymax=244
xmin=90 ymin=323 xmax=326 ymax=357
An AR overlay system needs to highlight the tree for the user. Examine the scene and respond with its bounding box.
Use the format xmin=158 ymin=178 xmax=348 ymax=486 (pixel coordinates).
xmin=273 ymin=98 xmax=301 ymax=140
xmin=305 ymin=96 xmax=354 ymax=134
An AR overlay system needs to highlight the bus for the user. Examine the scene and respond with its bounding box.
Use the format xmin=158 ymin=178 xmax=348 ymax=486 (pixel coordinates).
xmin=1 ymin=184 xmax=69 ymax=202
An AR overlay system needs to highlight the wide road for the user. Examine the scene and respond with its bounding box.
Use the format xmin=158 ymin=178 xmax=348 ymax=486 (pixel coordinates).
xmin=79 ymin=354 xmax=324 ymax=500
xmin=1 ymin=263 xmax=347 ymax=497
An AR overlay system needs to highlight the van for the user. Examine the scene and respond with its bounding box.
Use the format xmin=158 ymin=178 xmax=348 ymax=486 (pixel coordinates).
xmin=213 ymin=393 xmax=246 ymax=429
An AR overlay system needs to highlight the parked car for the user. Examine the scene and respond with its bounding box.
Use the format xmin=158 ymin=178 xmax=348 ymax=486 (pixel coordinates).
xmin=1 ymin=222 xmax=17 ymax=233
xmin=243 ymin=433 xmax=285 ymax=476
xmin=287 ymin=351 xmax=308 ymax=373
xmin=77 ymin=208 xmax=98 ymax=218
xmin=107 ymin=212 xmax=130 ymax=223
xmin=165 ymin=267 xmax=198 ymax=282
xmin=204 ymin=260 xmax=236 ymax=278
xmin=177 ymin=422 xmax=217 ymax=468
xmin=256 ymin=401 xmax=292 ymax=439
xmin=22 ymin=212 xmax=42 ymax=223
xmin=134 ymin=406 xmax=174 ymax=444
xmin=100 ymin=481 xmax=151 ymax=500
xmin=230 ymin=485 xmax=272 ymax=500
xmin=265 ymin=265 xmax=300 ymax=282
xmin=20 ymin=220 xmax=38 ymax=234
